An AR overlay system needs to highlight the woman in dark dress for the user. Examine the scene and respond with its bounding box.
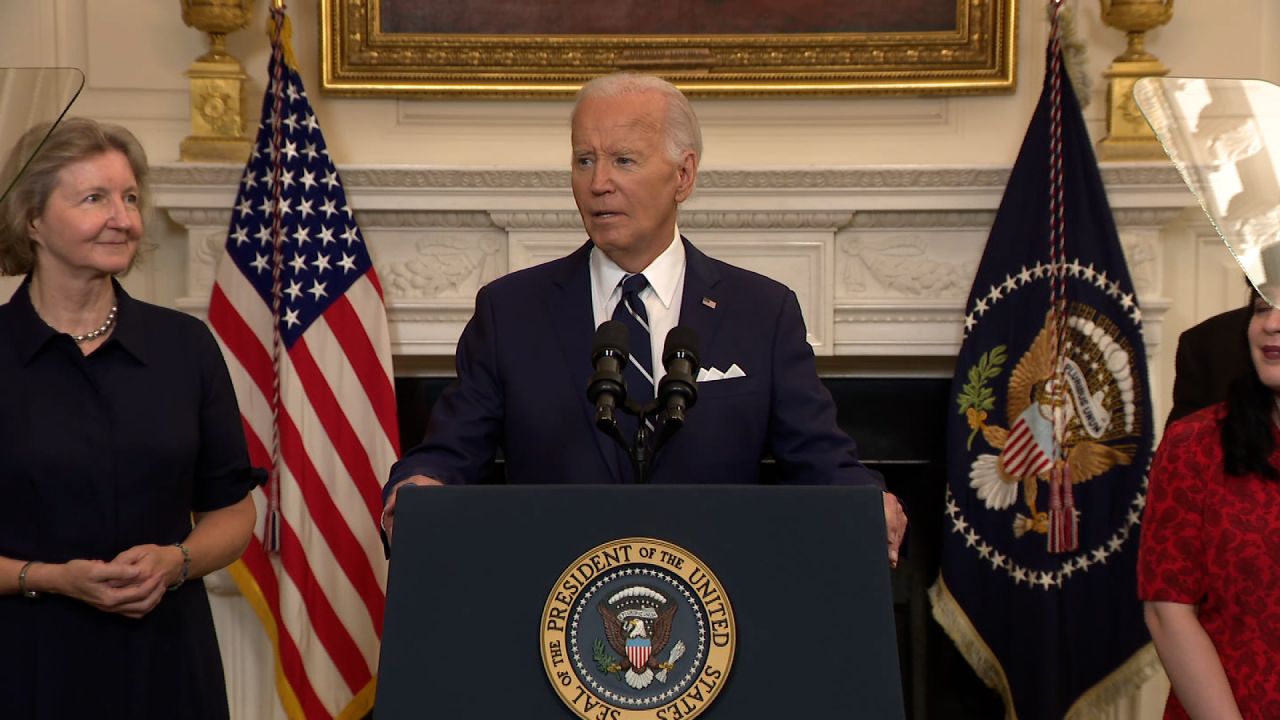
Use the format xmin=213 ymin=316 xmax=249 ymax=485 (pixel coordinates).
xmin=0 ymin=118 xmax=259 ymax=718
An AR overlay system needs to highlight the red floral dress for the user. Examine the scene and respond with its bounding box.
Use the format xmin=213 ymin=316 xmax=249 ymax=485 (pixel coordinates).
xmin=1138 ymin=405 xmax=1280 ymax=719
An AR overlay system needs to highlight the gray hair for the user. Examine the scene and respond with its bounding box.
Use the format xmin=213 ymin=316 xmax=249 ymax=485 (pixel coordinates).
xmin=0 ymin=117 xmax=150 ymax=276
xmin=573 ymin=73 xmax=702 ymax=165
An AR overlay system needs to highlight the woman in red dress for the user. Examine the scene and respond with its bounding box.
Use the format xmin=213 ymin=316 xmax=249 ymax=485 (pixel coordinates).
xmin=1139 ymin=288 xmax=1280 ymax=719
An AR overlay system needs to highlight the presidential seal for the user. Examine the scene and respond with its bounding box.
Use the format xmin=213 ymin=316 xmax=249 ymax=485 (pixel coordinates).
xmin=540 ymin=538 xmax=735 ymax=720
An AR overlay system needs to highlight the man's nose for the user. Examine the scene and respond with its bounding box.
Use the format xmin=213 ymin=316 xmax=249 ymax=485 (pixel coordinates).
xmin=590 ymin=164 xmax=613 ymax=194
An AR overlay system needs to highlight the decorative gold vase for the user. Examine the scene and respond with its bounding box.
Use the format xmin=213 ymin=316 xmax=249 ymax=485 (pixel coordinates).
xmin=178 ymin=0 xmax=253 ymax=163
xmin=1096 ymin=0 xmax=1175 ymax=161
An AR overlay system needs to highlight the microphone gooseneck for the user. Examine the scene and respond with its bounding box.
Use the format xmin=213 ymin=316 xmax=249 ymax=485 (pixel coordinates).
xmin=589 ymin=322 xmax=701 ymax=485
xmin=658 ymin=326 xmax=700 ymax=425
xmin=587 ymin=320 xmax=629 ymax=428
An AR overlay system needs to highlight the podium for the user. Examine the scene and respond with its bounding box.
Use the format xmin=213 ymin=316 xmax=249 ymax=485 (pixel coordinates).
xmin=376 ymin=484 xmax=904 ymax=719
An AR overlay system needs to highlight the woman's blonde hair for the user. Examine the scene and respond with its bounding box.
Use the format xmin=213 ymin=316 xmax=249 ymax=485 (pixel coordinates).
xmin=0 ymin=117 xmax=150 ymax=276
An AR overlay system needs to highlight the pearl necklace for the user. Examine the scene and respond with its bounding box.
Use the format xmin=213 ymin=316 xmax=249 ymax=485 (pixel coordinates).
xmin=70 ymin=305 xmax=118 ymax=344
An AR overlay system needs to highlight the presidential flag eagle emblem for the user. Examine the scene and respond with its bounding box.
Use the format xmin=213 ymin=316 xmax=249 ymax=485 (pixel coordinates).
xmin=961 ymin=303 xmax=1141 ymax=549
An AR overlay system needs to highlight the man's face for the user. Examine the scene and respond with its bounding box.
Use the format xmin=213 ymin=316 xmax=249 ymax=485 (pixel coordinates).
xmin=571 ymin=91 xmax=697 ymax=273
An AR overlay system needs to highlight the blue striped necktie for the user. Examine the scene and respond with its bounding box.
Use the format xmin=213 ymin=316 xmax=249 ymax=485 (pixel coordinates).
xmin=613 ymin=273 xmax=653 ymax=441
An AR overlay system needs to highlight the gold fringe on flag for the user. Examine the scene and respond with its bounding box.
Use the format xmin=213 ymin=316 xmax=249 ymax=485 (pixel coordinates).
xmin=928 ymin=577 xmax=1163 ymax=720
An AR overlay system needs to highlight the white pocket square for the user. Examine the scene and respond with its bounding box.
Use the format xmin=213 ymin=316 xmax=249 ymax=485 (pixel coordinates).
xmin=697 ymin=364 xmax=746 ymax=382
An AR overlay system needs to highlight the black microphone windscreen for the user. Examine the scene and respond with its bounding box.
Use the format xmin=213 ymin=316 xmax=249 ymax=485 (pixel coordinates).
xmin=594 ymin=320 xmax=630 ymax=356
xmin=662 ymin=326 xmax=700 ymax=366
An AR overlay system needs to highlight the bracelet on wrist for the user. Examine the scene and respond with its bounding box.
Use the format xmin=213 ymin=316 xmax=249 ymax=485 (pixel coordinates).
xmin=167 ymin=543 xmax=190 ymax=592
xmin=18 ymin=560 xmax=40 ymax=599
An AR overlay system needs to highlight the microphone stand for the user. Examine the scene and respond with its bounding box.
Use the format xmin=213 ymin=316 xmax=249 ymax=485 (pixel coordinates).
xmin=622 ymin=396 xmax=692 ymax=484
xmin=623 ymin=397 xmax=660 ymax=484
xmin=593 ymin=396 xmax=655 ymax=483
xmin=590 ymin=325 xmax=699 ymax=485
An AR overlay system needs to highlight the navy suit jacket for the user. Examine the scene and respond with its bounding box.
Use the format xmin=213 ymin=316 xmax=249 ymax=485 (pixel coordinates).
xmin=1166 ymin=305 xmax=1252 ymax=428
xmin=388 ymin=238 xmax=882 ymax=491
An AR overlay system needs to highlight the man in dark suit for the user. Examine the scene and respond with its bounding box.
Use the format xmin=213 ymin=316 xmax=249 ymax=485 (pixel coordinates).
xmin=1166 ymin=305 xmax=1253 ymax=427
xmin=382 ymin=72 xmax=907 ymax=564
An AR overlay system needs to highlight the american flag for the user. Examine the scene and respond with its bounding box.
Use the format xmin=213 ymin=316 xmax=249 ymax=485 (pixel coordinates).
xmin=209 ymin=9 xmax=397 ymax=718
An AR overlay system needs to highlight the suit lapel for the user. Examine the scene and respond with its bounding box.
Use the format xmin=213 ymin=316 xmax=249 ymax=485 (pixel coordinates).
xmin=678 ymin=237 xmax=726 ymax=357
xmin=550 ymin=241 xmax=624 ymax=481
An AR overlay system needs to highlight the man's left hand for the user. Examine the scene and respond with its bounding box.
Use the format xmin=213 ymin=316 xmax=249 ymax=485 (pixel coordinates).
xmin=884 ymin=492 xmax=908 ymax=569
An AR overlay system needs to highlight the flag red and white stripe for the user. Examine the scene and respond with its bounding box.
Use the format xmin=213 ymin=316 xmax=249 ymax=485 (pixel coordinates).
xmin=1000 ymin=416 xmax=1054 ymax=479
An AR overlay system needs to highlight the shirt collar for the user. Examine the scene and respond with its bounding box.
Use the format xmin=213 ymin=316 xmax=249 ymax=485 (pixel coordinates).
xmin=9 ymin=277 xmax=149 ymax=365
xmin=590 ymin=225 xmax=685 ymax=310
xmin=109 ymin=281 xmax=150 ymax=364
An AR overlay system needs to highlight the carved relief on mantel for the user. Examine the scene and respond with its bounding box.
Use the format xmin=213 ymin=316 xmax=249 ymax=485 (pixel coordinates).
xmin=839 ymin=235 xmax=979 ymax=298
xmin=165 ymin=208 xmax=234 ymax=313
xmin=366 ymin=212 xmax=503 ymax=302
xmin=154 ymin=164 xmax=1192 ymax=360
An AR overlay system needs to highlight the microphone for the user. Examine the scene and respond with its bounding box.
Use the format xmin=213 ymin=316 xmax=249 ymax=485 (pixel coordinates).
xmin=657 ymin=326 xmax=700 ymax=424
xmin=587 ymin=320 xmax=629 ymax=427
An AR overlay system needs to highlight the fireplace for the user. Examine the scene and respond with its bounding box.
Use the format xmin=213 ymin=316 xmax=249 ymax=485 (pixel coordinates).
xmin=393 ymin=374 xmax=1003 ymax=719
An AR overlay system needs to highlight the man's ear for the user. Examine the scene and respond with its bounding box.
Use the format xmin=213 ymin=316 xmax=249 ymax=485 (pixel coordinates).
xmin=673 ymin=150 xmax=698 ymax=203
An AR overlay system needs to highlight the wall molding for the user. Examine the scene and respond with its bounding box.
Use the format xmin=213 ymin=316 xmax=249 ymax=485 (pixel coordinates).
xmin=156 ymin=162 xmax=1193 ymax=358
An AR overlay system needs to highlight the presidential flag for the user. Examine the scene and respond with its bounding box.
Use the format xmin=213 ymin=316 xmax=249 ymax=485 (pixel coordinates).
xmin=928 ymin=9 xmax=1158 ymax=718
xmin=209 ymin=8 xmax=398 ymax=719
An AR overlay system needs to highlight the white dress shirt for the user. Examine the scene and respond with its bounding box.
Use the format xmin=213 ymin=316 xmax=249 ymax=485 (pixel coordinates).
xmin=590 ymin=227 xmax=686 ymax=398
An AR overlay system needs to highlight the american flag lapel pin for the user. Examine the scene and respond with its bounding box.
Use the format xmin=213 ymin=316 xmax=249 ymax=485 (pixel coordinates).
xmin=702 ymin=297 xmax=717 ymax=309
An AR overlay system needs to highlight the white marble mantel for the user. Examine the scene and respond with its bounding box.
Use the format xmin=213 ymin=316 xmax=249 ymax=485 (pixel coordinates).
xmin=154 ymin=162 xmax=1197 ymax=366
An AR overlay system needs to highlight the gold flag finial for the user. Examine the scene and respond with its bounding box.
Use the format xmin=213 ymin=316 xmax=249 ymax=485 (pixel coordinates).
xmin=267 ymin=5 xmax=299 ymax=70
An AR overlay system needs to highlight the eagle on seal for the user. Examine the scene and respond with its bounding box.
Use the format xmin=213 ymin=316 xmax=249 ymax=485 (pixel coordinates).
xmin=598 ymin=586 xmax=680 ymax=690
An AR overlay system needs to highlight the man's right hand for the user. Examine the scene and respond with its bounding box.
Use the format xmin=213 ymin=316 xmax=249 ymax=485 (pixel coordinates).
xmin=381 ymin=475 xmax=443 ymax=541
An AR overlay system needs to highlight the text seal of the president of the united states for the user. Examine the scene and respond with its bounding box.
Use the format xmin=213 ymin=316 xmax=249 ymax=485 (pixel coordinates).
xmin=540 ymin=538 xmax=736 ymax=720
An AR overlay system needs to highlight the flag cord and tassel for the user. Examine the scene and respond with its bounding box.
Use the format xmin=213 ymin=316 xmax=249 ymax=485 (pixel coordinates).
xmin=263 ymin=2 xmax=291 ymax=554
xmin=1046 ymin=0 xmax=1079 ymax=554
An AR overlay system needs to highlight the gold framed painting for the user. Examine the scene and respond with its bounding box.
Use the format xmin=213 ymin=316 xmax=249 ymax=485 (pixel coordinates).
xmin=321 ymin=0 xmax=1017 ymax=97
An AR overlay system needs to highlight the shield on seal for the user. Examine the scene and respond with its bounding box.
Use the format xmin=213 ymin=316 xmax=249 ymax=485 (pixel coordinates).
xmin=626 ymin=638 xmax=651 ymax=669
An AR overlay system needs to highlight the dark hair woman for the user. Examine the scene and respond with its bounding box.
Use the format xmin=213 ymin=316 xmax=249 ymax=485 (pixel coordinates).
xmin=1139 ymin=287 xmax=1280 ymax=719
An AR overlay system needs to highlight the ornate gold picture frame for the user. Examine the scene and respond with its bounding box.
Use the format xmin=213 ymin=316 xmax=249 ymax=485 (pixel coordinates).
xmin=321 ymin=0 xmax=1016 ymax=97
